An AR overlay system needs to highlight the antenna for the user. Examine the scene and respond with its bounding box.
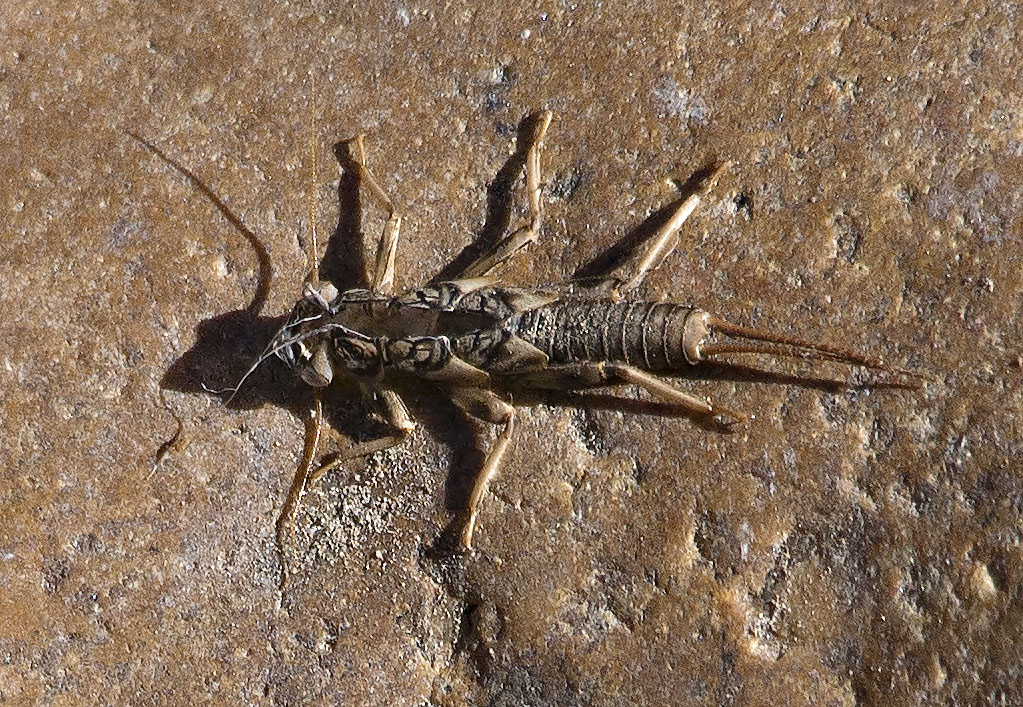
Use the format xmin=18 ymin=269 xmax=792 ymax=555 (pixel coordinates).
xmin=308 ymin=70 xmax=320 ymax=285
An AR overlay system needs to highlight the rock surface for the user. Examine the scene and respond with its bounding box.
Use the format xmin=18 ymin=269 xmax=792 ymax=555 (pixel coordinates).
xmin=2 ymin=1 xmax=1021 ymax=704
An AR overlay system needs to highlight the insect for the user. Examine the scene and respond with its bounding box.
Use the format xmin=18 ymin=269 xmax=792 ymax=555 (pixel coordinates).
xmin=221 ymin=110 xmax=920 ymax=562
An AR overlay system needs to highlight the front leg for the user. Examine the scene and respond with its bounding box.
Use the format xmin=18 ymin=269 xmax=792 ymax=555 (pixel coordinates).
xmin=276 ymin=391 xmax=325 ymax=592
xmin=347 ymin=134 xmax=403 ymax=295
xmin=309 ymin=386 xmax=415 ymax=484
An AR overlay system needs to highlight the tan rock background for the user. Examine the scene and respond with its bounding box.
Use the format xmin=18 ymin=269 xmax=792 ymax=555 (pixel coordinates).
xmin=3 ymin=1 xmax=1021 ymax=704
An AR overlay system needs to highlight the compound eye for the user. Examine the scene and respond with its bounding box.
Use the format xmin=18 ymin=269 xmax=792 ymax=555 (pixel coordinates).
xmin=303 ymin=281 xmax=339 ymax=311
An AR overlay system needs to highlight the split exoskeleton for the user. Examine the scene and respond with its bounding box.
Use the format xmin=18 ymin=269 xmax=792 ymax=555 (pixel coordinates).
xmin=227 ymin=111 xmax=919 ymax=558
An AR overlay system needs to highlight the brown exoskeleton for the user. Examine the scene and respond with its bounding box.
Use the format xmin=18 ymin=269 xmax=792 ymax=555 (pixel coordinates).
xmin=224 ymin=111 xmax=920 ymax=562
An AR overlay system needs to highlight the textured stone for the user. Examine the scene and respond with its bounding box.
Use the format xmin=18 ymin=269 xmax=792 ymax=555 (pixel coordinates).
xmin=2 ymin=1 xmax=1021 ymax=704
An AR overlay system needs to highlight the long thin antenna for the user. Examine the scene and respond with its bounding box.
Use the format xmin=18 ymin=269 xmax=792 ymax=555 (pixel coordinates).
xmin=308 ymin=70 xmax=320 ymax=284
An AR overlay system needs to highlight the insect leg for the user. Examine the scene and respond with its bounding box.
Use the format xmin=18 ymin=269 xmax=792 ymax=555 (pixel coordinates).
xmin=605 ymin=163 xmax=727 ymax=295
xmin=381 ymin=336 xmax=510 ymax=547
xmin=458 ymin=110 xmax=552 ymax=278
xmin=447 ymin=386 xmax=517 ymax=550
xmin=306 ymin=123 xmax=322 ymax=286
xmin=515 ymin=361 xmax=743 ymax=426
xmin=348 ymin=134 xmax=403 ymax=295
xmin=275 ymin=391 xmax=325 ymax=590
xmin=308 ymin=388 xmax=415 ymax=484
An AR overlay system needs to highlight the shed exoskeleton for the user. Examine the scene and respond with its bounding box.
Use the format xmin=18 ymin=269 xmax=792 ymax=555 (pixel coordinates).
xmin=226 ymin=111 xmax=920 ymax=563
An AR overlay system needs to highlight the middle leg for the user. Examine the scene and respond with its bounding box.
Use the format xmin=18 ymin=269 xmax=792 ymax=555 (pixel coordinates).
xmin=447 ymin=385 xmax=517 ymax=550
xmin=458 ymin=110 xmax=553 ymax=278
xmin=309 ymin=386 xmax=416 ymax=484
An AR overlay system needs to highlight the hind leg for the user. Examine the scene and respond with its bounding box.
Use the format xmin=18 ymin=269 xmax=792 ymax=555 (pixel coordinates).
xmin=515 ymin=360 xmax=742 ymax=425
xmin=603 ymin=163 xmax=727 ymax=295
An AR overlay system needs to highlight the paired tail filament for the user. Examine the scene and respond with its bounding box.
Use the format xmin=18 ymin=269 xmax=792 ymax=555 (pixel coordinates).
xmin=696 ymin=313 xmax=925 ymax=385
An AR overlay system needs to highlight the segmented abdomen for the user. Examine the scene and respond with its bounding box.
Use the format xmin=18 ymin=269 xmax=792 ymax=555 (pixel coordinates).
xmin=511 ymin=299 xmax=696 ymax=371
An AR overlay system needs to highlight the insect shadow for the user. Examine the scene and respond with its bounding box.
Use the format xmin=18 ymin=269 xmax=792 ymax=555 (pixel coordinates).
xmin=137 ymin=133 xmax=308 ymax=420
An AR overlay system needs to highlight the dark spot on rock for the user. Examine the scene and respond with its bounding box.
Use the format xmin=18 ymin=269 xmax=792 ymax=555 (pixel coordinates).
xmin=693 ymin=510 xmax=741 ymax=578
xmin=832 ymin=210 xmax=863 ymax=264
xmin=732 ymin=192 xmax=753 ymax=220
xmin=570 ymin=408 xmax=608 ymax=457
xmin=109 ymin=219 xmax=141 ymax=250
xmin=41 ymin=556 xmax=71 ymax=594
xmin=494 ymin=64 xmax=516 ymax=85
xmin=494 ymin=120 xmax=515 ymax=138
xmin=123 ymin=345 xmax=144 ymax=368
xmin=483 ymin=92 xmax=504 ymax=114
xmin=895 ymin=183 xmax=916 ymax=207
xmin=908 ymin=476 xmax=937 ymax=515
xmin=72 ymin=533 xmax=103 ymax=554
xmin=548 ymin=168 xmax=583 ymax=202
xmin=870 ymin=416 xmax=895 ymax=452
